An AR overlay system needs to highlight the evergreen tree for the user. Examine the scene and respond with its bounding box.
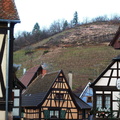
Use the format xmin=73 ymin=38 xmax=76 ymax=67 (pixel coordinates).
xmin=73 ymin=11 xmax=78 ymax=26
xmin=63 ymin=20 xmax=68 ymax=30
xmin=32 ymin=22 xmax=40 ymax=34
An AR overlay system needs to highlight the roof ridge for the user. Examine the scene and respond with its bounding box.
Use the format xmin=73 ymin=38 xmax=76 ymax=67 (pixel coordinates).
xmin=42 ymin=70 xmax=61 ymax=78
xmin=46 ymin=70 xmax=60 ymax=74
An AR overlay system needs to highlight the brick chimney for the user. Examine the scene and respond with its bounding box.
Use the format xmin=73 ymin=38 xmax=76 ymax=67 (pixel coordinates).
xmin=42 ymin=69 xmax=47 ymax=76
xmin=41 ymin=63 xmax=47 ymax=76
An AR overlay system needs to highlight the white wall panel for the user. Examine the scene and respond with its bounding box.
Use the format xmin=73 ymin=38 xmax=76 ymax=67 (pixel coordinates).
xmin=13 ymin=89 xmax=20 ymax=96
xmin=104 ymin=91 xmax=111 ymax=94
xmin=113 ymin=92 xmax=120 ymax=100
xmin=1 ymin=34 xmax=7 ymax=87
xmin=111 ymin=63 xmax=117 ymax=68
xmin=95 ymin=78 xmax=109 ymax=86
xmin=113 ymin=102 xmax=119 ymax=110
xmin=0 ymin=84 xmax=3 ymax=97
xmin=109 ymin=78 xmax=117 ymax=86
xmin=118 ymin=62 xmax=120 ymax=68
xmin=112 ymin=70 xmax=117 ymax=76
xmin=96 ymin=91 xmax=103 ymax=94
xmin=14 ymin=98 xmax=19 ymax=106
xmin=103 ymin=70 xmax=111 ymax=76
xmin=13 ymin=108 xmax=19 ymax=116
xmin=0 ymin=111 xmax=5 ymax=120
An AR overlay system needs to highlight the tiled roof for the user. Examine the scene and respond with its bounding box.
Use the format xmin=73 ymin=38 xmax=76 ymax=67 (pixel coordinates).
xmin=0 ymin=0 xmax=20 ymax=21
xmin=20 ymin=65 xmax=42 ymax=87
xmin=23 ymin=71 xmax=59 ymax=94
xmin=109 ymin=26 xmax=120 ymax=48
xmin=22 ymin=71 xmax=60 ymax=107
xmin=22 ymin=92 xmax=46 ymax=107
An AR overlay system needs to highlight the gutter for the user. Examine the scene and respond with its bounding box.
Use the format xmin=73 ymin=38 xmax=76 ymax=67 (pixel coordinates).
xmin=0 ymin=19 xmax=20 ymax=23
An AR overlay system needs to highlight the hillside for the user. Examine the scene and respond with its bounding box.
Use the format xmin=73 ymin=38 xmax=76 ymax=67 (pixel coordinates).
xmin=14 ymin=22 xmax=120 ymax=91
xmin=45 ymin=23 xmax=118 ymax=47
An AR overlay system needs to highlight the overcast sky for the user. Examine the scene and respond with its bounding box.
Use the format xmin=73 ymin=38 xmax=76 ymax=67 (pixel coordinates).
xmin=14 ymin=0 xmax=120 ymax=35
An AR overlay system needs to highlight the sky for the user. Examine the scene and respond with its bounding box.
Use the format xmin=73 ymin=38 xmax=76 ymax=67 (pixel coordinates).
xmin=14 ymin=0 xmax=120 ymax=35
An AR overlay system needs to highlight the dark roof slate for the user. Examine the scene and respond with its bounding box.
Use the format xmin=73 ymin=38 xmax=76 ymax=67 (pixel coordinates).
xmin=0 ymin=0 xmax=20 ymax=22
xmin=23 ymin=71 xmax=59 ymax=94
xmin=22 ymin=92 xmax=46 ymax=107
xmin=73 ymin=94 xmax=91 ymax=109
xmin=22 ymin=71 xmax=60 ymax=107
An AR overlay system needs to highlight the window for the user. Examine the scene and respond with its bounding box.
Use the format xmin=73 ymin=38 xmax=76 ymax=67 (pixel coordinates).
xmin=96 ymin=95 xmax=111 ymax=110
xmin=105 ymin=95 xmax=110 ymax=109
xmin=44 ymin=109 xmax=66 ymax=119
xmin=50 ymin=110 xmax=59 ymax=118
xmin=58 ymin=76 xmax=63 ymax=82
xmin=87 ymin=96 xmax=92 ymax=103
xmin=55 ymin=93 xmax=64 ymax=100
xmin=96 ymin=95 xmax=102 ymax=109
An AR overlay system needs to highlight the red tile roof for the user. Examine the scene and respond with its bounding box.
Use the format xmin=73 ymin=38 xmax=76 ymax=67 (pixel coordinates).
xmin=20 ymin=65 xmax=42 ymax=87
xmin=0 ymin=0 xmax=20 ymax=21
xmin=109 ymin=26 xmax=120 ymax=49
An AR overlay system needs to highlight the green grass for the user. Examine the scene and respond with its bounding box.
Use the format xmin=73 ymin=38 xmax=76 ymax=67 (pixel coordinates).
xmin=14 ymin=44 xmax=120 ymax=91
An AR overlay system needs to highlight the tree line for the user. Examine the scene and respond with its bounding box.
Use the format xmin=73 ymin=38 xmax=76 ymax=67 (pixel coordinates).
xmin=14 ymin=12 xmax=120 ymax=51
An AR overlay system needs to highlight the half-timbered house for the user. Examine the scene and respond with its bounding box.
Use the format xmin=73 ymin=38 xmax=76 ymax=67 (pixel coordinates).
xmin=0 ymin=0 xmax=20 ymax=119
xmin=22 ymin=70 xmax=91 ymax=120
xmin=90 ymin=55 xmax=120 ymax=119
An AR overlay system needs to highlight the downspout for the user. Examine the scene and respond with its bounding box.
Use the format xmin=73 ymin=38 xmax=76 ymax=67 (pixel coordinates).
xmin=6 ymin=22 xmax=10 ymax=120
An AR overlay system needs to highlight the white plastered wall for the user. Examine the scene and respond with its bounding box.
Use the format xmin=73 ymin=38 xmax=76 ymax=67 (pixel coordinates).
xmin=0 ymin=34 xmax=7 ymax=97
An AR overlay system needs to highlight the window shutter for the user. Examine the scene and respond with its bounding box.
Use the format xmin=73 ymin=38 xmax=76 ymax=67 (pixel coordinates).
xmin=60 ymin=110 xmax=66 ymax=119
xmin=43 ymin=110 xmax=50 ymax=119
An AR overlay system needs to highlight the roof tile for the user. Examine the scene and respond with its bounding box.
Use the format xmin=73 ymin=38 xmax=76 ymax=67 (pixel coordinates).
xmin=0 ymin=0 xmax=20 ymax=21
xmin=20 ymin=65 xmax=42 ymax=87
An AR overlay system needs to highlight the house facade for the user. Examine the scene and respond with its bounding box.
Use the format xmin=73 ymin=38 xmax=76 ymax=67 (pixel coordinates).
xmin=22 ymin=70 xmax=91 ymax=120
xmin=0 ymin=0 xmax=20 ymax=119
xmin=90 ymin=55 xmax=120 ymax=119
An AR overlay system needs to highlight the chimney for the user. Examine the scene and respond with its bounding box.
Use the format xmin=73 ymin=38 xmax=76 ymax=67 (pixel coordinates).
xmin=68 ymin=71 xmax=73 ymax=89
xmin=41 ymin=63 xmax=47 ymax=76
xmin=23 ymin=68 xmax=26 ymax=75
xmin=42 ymin=69 xmax=47 ymax=76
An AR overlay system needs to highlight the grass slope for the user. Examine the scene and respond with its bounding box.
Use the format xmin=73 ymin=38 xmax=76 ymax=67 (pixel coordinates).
xmin=14 ymin=44 xmax=120 ymax=91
